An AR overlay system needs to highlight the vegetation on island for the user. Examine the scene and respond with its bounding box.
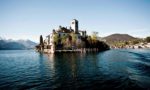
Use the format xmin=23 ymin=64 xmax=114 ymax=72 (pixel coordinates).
xmin=36 ymin=32 xmax=110 ymax=52
xmin=52 ymin=31 xmax=109 ymax=51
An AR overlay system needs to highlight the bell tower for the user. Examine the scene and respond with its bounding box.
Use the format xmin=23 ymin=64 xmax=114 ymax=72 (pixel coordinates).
xmin=71 ymin=19 xmax=78 ymax=33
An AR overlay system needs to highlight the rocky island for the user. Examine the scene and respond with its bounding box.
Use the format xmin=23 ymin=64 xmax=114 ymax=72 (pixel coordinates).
xmin=36 ymin=19 xmax=110 ymax=53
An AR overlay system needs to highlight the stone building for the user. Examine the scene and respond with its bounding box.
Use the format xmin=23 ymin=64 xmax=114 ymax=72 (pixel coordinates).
xmin=42 ymin=19 xmax=86 ymax=53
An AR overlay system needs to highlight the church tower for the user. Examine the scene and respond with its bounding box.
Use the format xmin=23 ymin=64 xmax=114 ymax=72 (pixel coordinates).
xmin=71 ymin=19 xmax=78 ymax=33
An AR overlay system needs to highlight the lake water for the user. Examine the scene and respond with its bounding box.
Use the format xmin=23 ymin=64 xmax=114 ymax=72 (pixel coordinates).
xmin=0 ymin=49 xmax=150 ymax=90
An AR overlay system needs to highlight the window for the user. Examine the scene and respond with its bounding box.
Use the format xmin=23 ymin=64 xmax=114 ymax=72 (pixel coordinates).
xmin=72 ymin=22 xmax=74 ymax=24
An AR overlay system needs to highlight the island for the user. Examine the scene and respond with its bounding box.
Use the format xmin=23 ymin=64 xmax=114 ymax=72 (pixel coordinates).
xmin=36 ymin=19 xmax=110 ymax=53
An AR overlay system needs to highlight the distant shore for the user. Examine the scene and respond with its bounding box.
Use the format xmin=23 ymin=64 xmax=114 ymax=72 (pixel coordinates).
xmin=110 ymin=43 xmax=150 ymax=49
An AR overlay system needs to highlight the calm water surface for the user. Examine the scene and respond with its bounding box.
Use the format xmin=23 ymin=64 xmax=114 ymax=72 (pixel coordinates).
xmin=0 ymin=49 xmax=150 ymax=90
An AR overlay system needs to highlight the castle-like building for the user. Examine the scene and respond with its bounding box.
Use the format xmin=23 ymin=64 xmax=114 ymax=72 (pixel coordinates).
xmin=39 ymin=19 xmax=87 ymax=53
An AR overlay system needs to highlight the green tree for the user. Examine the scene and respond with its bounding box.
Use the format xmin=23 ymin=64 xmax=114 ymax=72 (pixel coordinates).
xmin=87 ymin=36 xmax=92 ymax=48
xmin=61 ymin=35 xmax=67 ymax=47
xmin=70 ymin=32 xmax=77 ymax=46
xmin=81 ymin=41 xmax=86 ymax=48
xmin=145 ymin=36 xmax=150 ymax=42
xmin=65 ymin=35 xmax=72 ymax=49
xmin=91 ymin=32 xmax=98 ymax=41
xmin=40 ymin=35 xmax=43 ymax=45
xmin=124 ymin=41 xmax=129 ymax=45
xmin=132 ymin=39 xmax=140 ymax=44
xmin=53 ymin=33 xmax=59 ymax=45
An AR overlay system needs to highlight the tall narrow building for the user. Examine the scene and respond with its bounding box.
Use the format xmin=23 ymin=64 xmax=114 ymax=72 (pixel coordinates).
xmin=71 ymin=19 xmax=78 ymax=33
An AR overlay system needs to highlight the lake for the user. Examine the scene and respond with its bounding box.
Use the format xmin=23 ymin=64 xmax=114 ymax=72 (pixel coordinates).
xmin=0 ymin=49 xmax=150 ymax=90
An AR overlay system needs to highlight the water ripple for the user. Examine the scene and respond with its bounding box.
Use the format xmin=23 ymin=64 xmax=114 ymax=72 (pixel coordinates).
xmin=0 ymin=50 xmax=150 ymax=89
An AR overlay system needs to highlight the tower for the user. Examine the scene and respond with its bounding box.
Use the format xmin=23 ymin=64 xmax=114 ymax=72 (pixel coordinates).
xmin=71 ymin=19 xmax=78 ymax=33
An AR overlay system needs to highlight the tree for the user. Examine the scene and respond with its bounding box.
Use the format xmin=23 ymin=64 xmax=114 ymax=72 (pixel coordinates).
xmin=87 ymin=36 xmax=92 ymax=48
xmin=91 ymin=32 xmax=98 ymax=41
xmin=61 ymin=35 xmax=67 ymax=47
xmin=40 ymin=35 xmax=43 ymax=45
xmin=80 ymin=41 xmax=86 ymax=48
xmin=145 ymin=36 xmax=150 ymax=42
xmin=124 ymin=41 xmax=129 ymax=45
xmin=53 ymin=33 xmax=59 ymax=45
xmin=132 ymin=39 xmax=140 ymax=44
xmin=65 ymin=35 xmax=72 ymax=49
xmin=70 ymin=32 xmax=77 ymax=46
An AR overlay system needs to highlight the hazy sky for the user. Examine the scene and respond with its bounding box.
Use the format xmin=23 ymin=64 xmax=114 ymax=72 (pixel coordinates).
xmin=0 ymin=0 xmax=150 ymax=42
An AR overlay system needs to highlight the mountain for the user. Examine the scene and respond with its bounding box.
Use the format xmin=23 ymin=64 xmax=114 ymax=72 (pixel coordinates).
xmin=17 ymin=40 xmax=37 ymax=49
xmin=0 ymin=37 xmax=3 ymax=40
xmin=103 ymin=34 xmax=137 ymax=43
xmin=0 ymin=38 xmax=37 ymax=50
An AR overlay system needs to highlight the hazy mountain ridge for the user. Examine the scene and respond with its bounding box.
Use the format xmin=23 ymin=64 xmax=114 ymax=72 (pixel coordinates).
xmin=0 ymin=37 xmax=37 ymax=50
xmin=17 ymin=40 xmax=37 ymax=49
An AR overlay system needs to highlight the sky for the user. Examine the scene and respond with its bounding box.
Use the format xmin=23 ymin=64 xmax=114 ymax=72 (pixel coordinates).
xmin=0 ymin=0 xmax=150 ymax=42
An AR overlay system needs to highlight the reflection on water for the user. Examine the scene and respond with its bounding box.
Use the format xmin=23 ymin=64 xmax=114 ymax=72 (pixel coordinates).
xmin=0 ymin=49 xmax=150 ymax=89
